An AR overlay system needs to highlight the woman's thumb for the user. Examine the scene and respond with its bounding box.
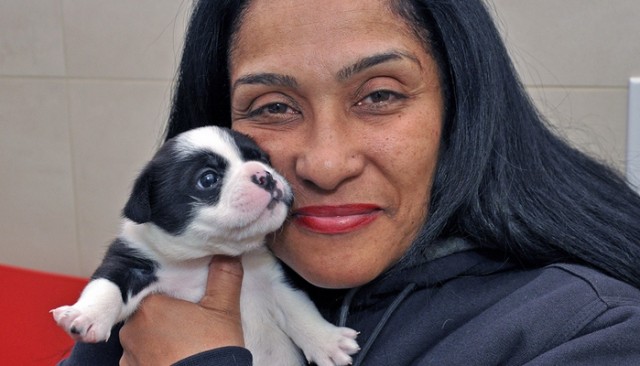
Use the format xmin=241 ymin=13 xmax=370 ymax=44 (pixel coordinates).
xmin=199 ymin=255 xmax=244 ymax=316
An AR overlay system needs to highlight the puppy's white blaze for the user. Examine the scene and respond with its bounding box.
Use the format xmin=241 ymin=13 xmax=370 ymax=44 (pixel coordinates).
xmin=174 ymin=126 xmax=243 ymax=166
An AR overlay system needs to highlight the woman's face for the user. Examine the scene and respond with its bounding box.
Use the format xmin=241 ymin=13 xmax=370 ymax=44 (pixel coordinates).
xmin=229 ymin=0 xmax=443 ymax=288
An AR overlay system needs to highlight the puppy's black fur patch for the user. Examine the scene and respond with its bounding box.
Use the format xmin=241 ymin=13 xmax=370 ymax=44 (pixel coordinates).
xmin=91 ymin=239 xmax=158 ymax=303
xmin=229 ymin=129 xmax=271 ymax=165
xmin=124 ymin=140 xmax=229 ymax=235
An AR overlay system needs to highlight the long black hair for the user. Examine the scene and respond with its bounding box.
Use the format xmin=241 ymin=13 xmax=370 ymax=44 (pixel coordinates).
xmin=164 ymin=0 xmax=246 ymax=139
xmin=166 ymin=0 xmax=640 ymax=287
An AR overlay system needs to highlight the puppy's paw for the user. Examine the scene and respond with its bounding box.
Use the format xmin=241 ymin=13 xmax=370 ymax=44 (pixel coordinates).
xmin=302 ymin=326 xmax=360 ymax=366
xmin=51 ymin=305 xmax=112 ymax=343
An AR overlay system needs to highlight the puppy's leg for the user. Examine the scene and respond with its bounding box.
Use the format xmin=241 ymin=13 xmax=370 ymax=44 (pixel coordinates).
xmin=51 ymin=278 xmax=125 ymax=343
xmin=243 ymin=250 xmax=359 ymax=366
xmin=52 ymin=238 xmax=158 ymax=343
xmin=241 ymin=252 xmax=305 ymax=366
xmin=270 ymin=280 xmax=360 ymax=366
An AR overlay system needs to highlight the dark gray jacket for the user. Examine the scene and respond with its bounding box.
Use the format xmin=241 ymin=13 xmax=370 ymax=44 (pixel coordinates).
xmin=60 ymin=244 xmax=640 ymax=365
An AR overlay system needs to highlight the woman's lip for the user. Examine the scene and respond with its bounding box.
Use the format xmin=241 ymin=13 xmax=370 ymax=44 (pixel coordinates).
xmin=292 ymin=204 xmax=382 ymax=234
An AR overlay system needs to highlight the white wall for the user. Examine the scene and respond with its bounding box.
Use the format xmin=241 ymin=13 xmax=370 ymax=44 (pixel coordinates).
xmin=1 ymin=0 xmax=638 ymax=276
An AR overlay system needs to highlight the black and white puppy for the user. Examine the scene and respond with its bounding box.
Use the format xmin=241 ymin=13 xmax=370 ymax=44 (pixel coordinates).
xmin=52 ymin=126 xmax=359 ymax=366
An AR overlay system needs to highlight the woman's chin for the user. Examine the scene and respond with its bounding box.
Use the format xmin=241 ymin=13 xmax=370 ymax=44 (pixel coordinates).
xmin=283 ymin=254 xmax=389 ymax=290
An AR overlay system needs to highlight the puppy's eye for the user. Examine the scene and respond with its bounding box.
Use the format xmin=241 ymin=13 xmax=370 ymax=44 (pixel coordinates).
xmin=196 ymin=170 xmax=220 ymax=190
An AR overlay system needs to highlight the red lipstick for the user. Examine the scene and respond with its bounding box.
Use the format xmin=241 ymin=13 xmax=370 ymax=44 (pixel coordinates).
xmin=292 ymin=204 xmax=382 ymax=234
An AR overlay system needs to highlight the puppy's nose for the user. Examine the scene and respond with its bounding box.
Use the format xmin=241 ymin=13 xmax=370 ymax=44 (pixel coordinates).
xmin=252 ymin=170 xmax=277 ymax=193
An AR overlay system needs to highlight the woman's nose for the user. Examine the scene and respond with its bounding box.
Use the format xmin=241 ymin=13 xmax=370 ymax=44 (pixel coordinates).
xmin=294 ymin=117 xmax=365 ymax=191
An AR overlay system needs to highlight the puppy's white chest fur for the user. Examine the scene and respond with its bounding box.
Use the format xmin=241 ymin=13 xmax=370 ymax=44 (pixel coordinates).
xmin=154 ymin=248 xmax=358 ymax=366
xmin=156 ymin=257 xmax=210 ymax=302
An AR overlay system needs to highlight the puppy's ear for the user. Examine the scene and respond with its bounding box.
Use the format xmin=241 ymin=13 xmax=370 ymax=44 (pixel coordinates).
xmin=123 ymin=167 xmax=152 ymax=224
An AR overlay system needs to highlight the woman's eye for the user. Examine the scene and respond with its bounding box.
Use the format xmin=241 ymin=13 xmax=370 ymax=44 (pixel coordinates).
xmin=196 ymin=170 xmax=220 ymax=190
xmin=357 ymin=90 xmax=404 ymax=106
xmin=250 ymin=102 xmax=298 ymax=118
xmin=369 ymin=91 xmax=393 ymax=103
xmin=266 ymin=103 xmax=289 ymax=114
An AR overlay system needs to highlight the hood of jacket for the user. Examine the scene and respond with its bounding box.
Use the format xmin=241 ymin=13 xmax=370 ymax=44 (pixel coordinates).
xmin=281 ymin=237 xmax=522 ymax=365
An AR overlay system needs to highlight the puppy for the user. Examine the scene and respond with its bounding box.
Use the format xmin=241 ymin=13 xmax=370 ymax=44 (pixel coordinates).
xmin=52 ymin=126 xmax=359 ymax=366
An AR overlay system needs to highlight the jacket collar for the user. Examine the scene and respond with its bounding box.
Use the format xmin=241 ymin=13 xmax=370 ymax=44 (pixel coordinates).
xmin=350 ymin=239 xmax=494 ymax=307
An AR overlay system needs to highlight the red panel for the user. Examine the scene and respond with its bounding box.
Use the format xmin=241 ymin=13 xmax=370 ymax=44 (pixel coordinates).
xmin=0 ymin=264 xmax=88 ymax=365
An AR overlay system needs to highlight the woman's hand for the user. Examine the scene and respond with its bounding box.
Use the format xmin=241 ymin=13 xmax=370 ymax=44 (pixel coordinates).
xmin=119 ymin=256 xmax=245 ymax=366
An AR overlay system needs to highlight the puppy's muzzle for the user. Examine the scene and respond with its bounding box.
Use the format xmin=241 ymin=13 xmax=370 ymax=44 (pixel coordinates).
xmin=252 ymin=171 xmax=286 ymax=209
xmin=253 ymin=171 xmax=276 ymax=192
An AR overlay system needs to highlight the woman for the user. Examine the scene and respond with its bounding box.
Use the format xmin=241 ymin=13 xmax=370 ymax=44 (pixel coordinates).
xmin=61 ymin=0 xmax=640 ymax=365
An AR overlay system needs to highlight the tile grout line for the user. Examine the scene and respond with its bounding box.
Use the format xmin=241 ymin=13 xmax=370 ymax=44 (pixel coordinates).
xmin=58 ymin=0 xmax=84 ymax=276
xmin=0 ymin=74 xmax=172 ymax=84
xmin=526 ymin=85 xmax=630 ymax=92
xmin=0 ymin=75 xmax=627 ymax=92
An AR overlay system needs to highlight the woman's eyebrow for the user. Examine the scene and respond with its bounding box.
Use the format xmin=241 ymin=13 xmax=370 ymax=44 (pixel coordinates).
xmin=232 ymin=51 xmax=420 ymax=90
xmin=337 ymin=51 xmax=421 ymax=81
xmin=233 ymin=73 xmax=299 ymax=89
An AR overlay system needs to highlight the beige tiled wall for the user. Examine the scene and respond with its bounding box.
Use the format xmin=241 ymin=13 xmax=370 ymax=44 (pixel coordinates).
xmin=1 ymin=0 xmax=639 ymax=276
xmin=491 ymin=0 xmax=640 ymax=169
xmin=0 ymin=0 xmax=191 ymax=275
